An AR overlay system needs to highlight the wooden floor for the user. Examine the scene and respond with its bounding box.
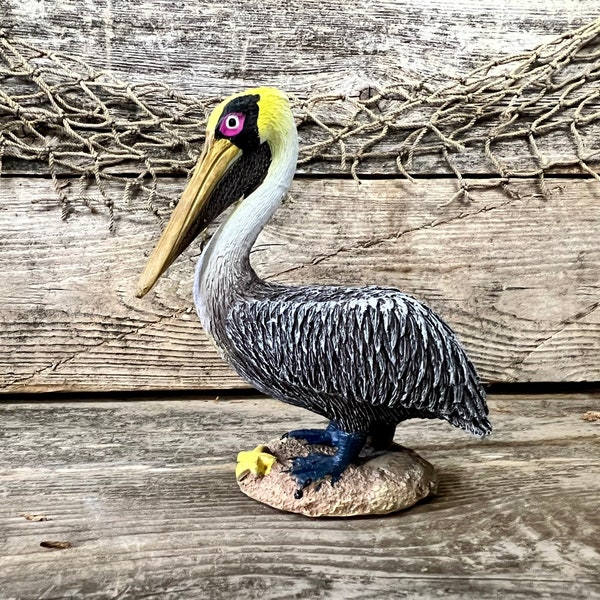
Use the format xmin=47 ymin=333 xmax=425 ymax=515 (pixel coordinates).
xmin=1 ymin=393 xmax=599 ymax=599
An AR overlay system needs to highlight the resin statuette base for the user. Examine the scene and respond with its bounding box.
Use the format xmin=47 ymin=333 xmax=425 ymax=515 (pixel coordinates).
xmin=236 ymin=437 xmax=437 ymax=518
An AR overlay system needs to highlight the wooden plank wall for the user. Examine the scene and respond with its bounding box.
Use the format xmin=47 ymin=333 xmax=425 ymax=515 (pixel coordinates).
xmin=1 ymin=0 xmax=599 ymax=392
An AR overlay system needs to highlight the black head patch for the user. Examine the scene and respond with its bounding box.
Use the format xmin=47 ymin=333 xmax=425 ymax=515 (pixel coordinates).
xmin=176 ymin=142 xmax=272 ymax=257
xmin=214 ymin=94 xmax=260 ymax=153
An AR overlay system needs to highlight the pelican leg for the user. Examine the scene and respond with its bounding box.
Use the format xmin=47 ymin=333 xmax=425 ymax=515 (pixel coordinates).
xmin=283 ymin=421 xmax=339 ymax=445
xmin=290 ymin=429 xmax=367 ymax=497
xmin=368 ymin=422 xmax=396 ymax=450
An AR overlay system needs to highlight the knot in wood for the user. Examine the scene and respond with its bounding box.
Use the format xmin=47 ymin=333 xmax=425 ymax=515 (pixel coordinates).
xmin=359 ymin=86 xmax=378 ymax=102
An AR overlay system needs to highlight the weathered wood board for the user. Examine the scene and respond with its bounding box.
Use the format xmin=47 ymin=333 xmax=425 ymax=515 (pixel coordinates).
xmin=2 ymin=1 xmax=599 ymax=178
xmin=3 ymin=0 xmax=599 ymax=95
xmin=1 ymin=176 xmax=599 ymax=392
xmin=1 ymin=394 xmax=599 ymax=599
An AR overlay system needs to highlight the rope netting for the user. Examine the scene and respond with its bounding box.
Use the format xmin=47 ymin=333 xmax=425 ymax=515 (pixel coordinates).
xmin=0 ymin=18 xmax=599 ymax=232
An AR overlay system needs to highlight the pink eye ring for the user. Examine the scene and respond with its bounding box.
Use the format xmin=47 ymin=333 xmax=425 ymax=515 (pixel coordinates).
xmin=219 ymin=112 xmax=245 ymax=137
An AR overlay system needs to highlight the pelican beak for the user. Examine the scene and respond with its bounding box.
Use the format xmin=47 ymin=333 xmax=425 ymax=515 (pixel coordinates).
xmin=136 ymin=137 xmax=242 ymax=298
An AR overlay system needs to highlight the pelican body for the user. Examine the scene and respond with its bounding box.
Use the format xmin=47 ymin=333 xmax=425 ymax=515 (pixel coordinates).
xmin=137 ymin=88 xmax=491 ymax=492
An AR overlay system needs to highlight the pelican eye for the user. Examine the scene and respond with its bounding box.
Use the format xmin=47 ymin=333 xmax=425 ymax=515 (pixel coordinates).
xmin=219 ymin=112 xmax=245 ymax=137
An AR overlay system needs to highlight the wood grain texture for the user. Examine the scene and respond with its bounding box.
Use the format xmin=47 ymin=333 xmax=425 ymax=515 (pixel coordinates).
xmin=1 ymin=175 xmax=598 ymax=392
xmin=3 ymin=0 xmax=598 ymax=95
xmin=1 ymin=394 xmax=599 ymax=599
xmin=2 ymin=1 xmax=599 ymax=177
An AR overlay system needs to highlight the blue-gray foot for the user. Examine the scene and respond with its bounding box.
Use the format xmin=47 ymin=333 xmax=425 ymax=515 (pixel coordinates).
xmin=283 ymin=421 xmax=340 ymax=446
xmin=290 ymin=429 xmax=367 ymax=498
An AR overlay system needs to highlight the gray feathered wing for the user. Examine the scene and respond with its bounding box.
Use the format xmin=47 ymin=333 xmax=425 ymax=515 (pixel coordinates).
xmin=223 ymin=284 xmax=491 ymax=435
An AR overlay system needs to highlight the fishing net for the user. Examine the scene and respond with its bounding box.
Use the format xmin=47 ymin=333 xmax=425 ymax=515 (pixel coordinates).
xmin=0 ymin=18 xmax=599 ymax=232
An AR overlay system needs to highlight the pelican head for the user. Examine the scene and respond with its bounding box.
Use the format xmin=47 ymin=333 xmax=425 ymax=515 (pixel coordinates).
xmin=136 ymin=87 xmax=295 ymax=298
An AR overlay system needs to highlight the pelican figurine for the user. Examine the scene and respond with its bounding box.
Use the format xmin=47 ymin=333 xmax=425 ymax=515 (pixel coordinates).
xmin=137 ymin=87 xmax=491 ymax=493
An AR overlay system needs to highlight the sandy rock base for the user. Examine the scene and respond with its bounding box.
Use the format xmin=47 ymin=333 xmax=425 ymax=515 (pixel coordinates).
xmin=236 ymin=437 xmax=437 ymax=517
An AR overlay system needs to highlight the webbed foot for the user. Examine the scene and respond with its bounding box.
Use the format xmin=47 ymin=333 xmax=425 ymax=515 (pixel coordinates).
xmin=288 ymin=429 xmax=367 ymax=498
xmin=291 ymin=453 xmax=343 ymax=497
